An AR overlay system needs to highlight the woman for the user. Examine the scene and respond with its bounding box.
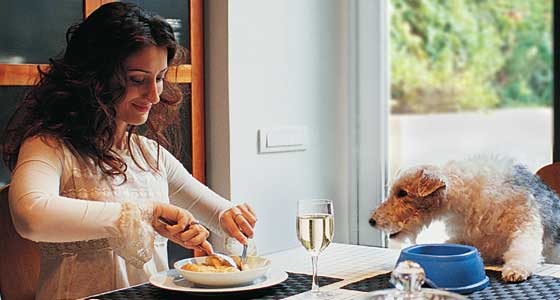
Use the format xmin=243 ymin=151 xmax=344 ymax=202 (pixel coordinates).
xmin=0 ymin=2 xmax=256 ymax=299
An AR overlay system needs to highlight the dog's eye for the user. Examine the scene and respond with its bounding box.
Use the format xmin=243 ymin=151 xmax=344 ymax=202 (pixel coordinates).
xmin=396 ymin=189 xmax=408 ymax=198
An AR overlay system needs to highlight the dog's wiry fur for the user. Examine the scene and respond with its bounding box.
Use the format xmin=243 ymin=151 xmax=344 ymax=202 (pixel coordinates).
xmin=370 ymin=156 xmax=560 ymax=282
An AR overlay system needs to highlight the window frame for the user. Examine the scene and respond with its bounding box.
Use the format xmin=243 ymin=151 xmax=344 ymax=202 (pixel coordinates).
xmin=554 ymin=0 xmax=560 ymax=162
xmin=352 ymin=0 xmax=389 ymax=247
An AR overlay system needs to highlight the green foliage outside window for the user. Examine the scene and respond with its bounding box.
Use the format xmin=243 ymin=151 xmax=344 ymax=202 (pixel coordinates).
xmin=391 ymin=0 xmax=552 ymax=114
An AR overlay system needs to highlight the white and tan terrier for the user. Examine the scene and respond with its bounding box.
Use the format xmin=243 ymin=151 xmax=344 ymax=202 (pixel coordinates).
xmin=370 ymin=156 xmax=560 ymax=282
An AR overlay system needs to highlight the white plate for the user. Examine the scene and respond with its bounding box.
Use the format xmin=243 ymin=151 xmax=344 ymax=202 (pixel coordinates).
xmin=149 ymin=268 xmax=289 ymax=293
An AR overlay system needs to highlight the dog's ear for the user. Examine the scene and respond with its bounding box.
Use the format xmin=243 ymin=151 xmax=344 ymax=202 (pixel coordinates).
xmin=407 ymin=169 xmax=446 ymax=197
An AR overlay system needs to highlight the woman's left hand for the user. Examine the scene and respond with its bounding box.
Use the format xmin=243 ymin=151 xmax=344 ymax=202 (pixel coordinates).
xmin=220 ymin=203 xmax=257 ymax=245
xmin=152 ymin=203 xmax=214 ymax=255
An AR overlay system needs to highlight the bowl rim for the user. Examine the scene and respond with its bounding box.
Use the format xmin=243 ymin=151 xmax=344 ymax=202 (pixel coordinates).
xmin=401 ymin=243 xmax=479 ymax=261
xmin=174 ymin=255 xmax=271 ymax=275
xmin=440 ymin=275 xmax=490 ymax=294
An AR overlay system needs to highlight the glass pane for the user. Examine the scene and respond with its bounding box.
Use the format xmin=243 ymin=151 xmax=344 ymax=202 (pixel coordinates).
xmin=121 ymin=0 xmax=191 ymax=50
xmin=179 ymin=84 xmax=193 ymax=173
xmin=0 ymin=86 xmax=30 ymax=185
xmin=0 ymin=0 xmax=82 ymax=64
xmin=389 ymin=1 xmax=553 ymax=244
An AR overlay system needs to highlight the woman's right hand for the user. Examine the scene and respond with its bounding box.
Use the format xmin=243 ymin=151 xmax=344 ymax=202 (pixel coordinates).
xmin=151 ymin=203 xmax=214 ymax=255
xmin=219 ymin=203 xmax=257 ymax=245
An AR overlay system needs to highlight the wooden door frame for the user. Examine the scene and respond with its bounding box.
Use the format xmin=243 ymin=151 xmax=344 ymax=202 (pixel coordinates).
xmin=190 ymin=0 xmax=205 ymax=184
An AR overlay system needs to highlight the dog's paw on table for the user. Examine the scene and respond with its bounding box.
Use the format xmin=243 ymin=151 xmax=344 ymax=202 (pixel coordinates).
xmin=501 ymin=264 xmax=531 ymax=283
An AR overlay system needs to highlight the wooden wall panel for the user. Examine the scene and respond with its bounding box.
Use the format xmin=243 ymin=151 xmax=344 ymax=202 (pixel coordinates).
xmin=166 ymin=65 xmax=192 ymax=83
xmin=84 ymin=0 xmax=115 ymax=18
xmin=84 ymin=0 xmax=103 ymax=18
xmin=0 ymin=65 xmax=191 ymax=86
xmin=0 ymin=64 xmax=47 ymax=86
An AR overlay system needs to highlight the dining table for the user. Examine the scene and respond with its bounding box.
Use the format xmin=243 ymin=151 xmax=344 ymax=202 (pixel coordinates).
xmin=83 ymin=243 xmax=560 ymax=300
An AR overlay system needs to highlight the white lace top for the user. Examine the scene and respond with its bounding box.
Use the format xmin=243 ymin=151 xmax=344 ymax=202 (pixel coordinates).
xmin=8 ymin=135 xmax=233 ymax=300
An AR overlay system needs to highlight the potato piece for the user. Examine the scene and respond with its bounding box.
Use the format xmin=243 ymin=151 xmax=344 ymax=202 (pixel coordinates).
xmin=215 ymin=265 xmax=238 ymax=273
xmin=181 ymin=257 xmax=241 ymax=273
xmin=232 ymin=256 xmax=242 ymax=268
xmin=205 ymin=256 xmax=225 ymax=268
xmin=231 ymin=256 xmax=249 ymax=271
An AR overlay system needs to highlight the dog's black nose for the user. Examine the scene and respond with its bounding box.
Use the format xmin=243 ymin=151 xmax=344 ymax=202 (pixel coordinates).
xmin=369 ymin=218 xmax=376 ymax=227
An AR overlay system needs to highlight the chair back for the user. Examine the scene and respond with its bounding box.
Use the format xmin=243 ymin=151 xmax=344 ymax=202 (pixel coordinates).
xmin=536 ymin=163 xmax=560 ymax=196
xmin=0 ymin=185 xmax=41 ymax=300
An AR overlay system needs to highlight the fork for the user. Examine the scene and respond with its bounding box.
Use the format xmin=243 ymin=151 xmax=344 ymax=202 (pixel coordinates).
xmin=241 ymin=243 xmax=248 ymax=268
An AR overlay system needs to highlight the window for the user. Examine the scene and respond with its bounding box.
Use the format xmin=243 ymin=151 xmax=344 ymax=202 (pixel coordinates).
xmin=388 ymin=0 xmax=553 ymax=245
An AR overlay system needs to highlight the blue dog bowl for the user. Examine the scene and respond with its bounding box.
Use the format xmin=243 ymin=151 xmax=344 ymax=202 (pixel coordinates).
xmin=396 ymin=244 xmax=489 ymax=294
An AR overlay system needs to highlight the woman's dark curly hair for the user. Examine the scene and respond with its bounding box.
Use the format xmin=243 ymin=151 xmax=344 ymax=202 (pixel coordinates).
xmin=1 ymin=2 xmax=187 ymax=182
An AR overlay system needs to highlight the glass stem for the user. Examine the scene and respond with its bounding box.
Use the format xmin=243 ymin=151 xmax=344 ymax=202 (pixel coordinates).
xmin=311 ymin=255 xmax=319 ymax=293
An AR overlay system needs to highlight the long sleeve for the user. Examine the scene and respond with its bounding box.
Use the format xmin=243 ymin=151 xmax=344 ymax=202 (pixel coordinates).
xmin=9 ymin=136 xmax=124 ymax=242
xmin=160 ymin=145 xmax=233 ymax=236
xmin=9 ymin=136 xmax=155 ymax=267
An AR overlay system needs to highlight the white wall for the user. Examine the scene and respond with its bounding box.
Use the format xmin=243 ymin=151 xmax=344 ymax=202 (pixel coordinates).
xmin=205 ymin=0 xmax=353 ymax=254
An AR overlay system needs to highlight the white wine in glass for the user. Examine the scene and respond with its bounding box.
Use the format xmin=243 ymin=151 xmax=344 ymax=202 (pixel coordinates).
xmin=296 ymin=199 xmax=334 ymax=298
xmin=297 ymin=214 xmax=334 ymax=256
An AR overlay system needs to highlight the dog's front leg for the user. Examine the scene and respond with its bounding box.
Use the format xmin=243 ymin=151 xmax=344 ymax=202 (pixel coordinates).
xmin=501 ymin=221 xmax=544 ymax=283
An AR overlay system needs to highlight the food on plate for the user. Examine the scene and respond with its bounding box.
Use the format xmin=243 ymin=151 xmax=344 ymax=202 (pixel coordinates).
xmin=231 ymin=256 xmax=248 ymax=271
xmin=181 ymin=256 xmax=247 ymax=273
xmin=181 ymin=263 xmax=237 ymax=273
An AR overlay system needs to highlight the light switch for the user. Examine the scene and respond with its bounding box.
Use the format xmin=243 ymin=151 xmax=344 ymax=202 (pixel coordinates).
xmin=259 ymin=126 xmax=307 ymax=153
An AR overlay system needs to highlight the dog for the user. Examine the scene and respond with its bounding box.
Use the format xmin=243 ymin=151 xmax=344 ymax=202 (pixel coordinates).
xmin=369 ymin=155 xmax=560 ymax=282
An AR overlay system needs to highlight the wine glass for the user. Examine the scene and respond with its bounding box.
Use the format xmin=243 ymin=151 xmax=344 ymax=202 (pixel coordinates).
xmin=296 ymin=199 xmax=334 ymax=298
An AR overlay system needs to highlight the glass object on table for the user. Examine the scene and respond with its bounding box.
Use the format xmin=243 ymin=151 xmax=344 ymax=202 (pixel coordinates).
xmin=296 ymin=199 xmax=335 ymax=299
xmin=224 ymin=236 xmax=257 ymax=257
xmin=354 ymin=260 xmax=468 ymax=300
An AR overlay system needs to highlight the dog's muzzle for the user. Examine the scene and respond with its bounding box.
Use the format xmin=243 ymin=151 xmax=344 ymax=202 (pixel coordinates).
xmin=370 ymin=218 xmax=402 ymax=238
